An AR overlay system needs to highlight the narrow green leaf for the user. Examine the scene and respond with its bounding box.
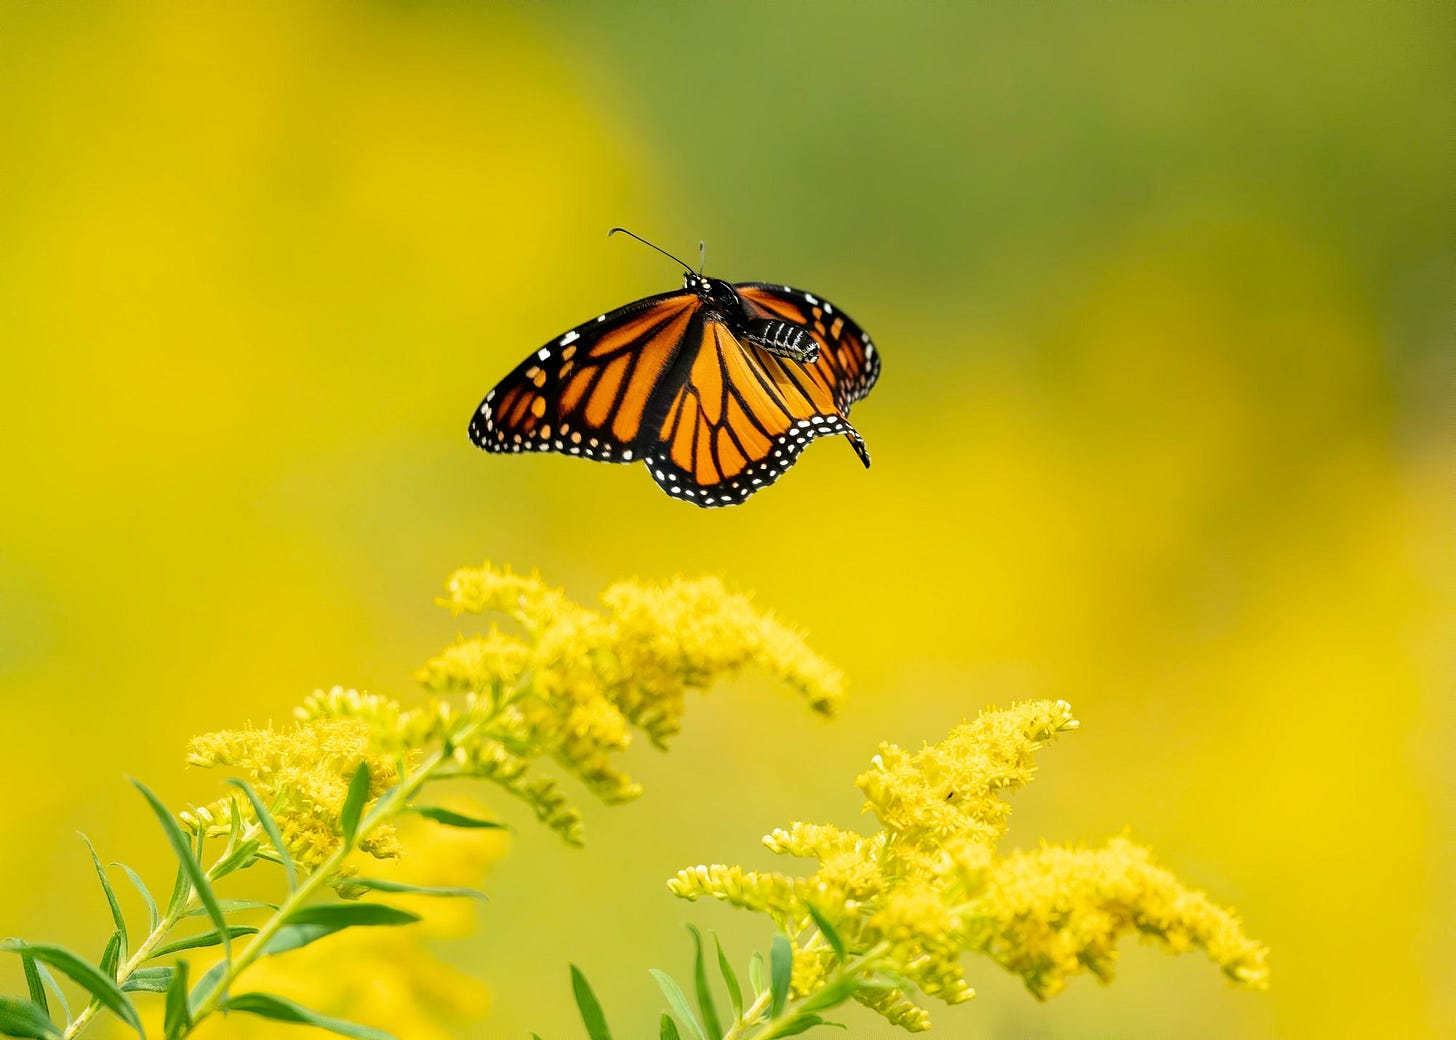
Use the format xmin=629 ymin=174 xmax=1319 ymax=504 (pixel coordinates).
xmin=686 ymin=926 xmax=721 ymax=1040
xmin=113 ymin=862 xmax=160 ymax=933
xmin=797 ymin=976 xmax=860 ymax=1014
xmin=0 ymin=940 xmax=141 ymax=1037
xmin=659 ymin=1014 xmax=683 ymax=1040
xmin=748 ymin=951 xmax=766 ymax=999
xmin=227 ymin=778 xmax=298 ymax=892
xmin=340 ymin=762 xmax=372 ymax=844
xmin=151 ymin=926 xmax=259 ymax=959
xmin=765 ymin=1014 xmax=842 ymax=1037
xmin=345 ymin=878 xmax=486 ymax=900
xmin=769 ymin=936 xmax=792 ymax=1019
xmin=187 ymin=959 xmax=226 ymax=1014
xmin=0 ymin=996 xmax=61 ymax=1040
xmin=210 ymin=838 xmax=261 ymax=880
xmin=132 ymin=779 xmax=231 ymax=964
xmin=78 ymin=835 xmax=128 ymax=964
xmin=264 ymin=904 xmax=419 ymax=956
xmin=713 ymin=933 xmax=743 ymax=1021
xmin=99 ymin=930 xmax=121 ymax=980
xmin=30 ymin=962 xmax=69 ymax=1024
xmin=570 ymin=964 xmax=612 ymax=1040
xmin=121 ymin=966 xmax=175 ymax=993
xmin=182 ymin=899 xmax=277 ymax=918
xmin=804 ymin=903 xmax=845 ymax=963
xmin=164 ymin=959 xmax=191 ymax=1039
xmin=222 ymin=992 xmax=396 ymax=1039
xmin=411 ymin=805 xmax=507 ymax=830
xmin=649 ymin=970 xmax=706 ymax=1040
xmin=20 ymin=954 xmax=47 ymax=1015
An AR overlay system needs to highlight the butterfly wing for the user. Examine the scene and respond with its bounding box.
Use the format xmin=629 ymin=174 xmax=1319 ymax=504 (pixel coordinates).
xmin=733 ymin=283 xmax=881 ymax=414
xmin=641 ymin=315 xmax=872 ymax=508
xmin=469 ymin=291 xmax=699 ymax=463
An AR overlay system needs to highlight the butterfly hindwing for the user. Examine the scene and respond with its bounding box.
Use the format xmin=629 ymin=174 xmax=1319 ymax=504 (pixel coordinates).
xmin=469 ymin=291 xmax=698 ymax=462
xmin=641 ymin=318 xmax=869 ymax=507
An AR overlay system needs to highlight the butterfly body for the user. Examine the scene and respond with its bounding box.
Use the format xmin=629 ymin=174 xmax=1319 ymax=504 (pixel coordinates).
xmin=469 ymin=270 xmax=879 ymax=507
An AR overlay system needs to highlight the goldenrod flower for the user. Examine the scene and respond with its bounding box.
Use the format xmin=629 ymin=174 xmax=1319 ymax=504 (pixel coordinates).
xmin=669 ymin=700 xmax=1268 ymax=1032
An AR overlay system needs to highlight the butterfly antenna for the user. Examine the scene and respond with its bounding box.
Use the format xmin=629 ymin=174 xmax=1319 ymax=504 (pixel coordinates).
xmin=608 ymin=227 xmax=695 ymax=273
xmin=698 ymin=240 xmax=706 ymax=274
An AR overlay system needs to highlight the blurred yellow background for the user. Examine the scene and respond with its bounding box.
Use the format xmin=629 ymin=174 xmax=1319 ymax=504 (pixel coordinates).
xmin=1 ymin=2 xmax=1451 ymax=1038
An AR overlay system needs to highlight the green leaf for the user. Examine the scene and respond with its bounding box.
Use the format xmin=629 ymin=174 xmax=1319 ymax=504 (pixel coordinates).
xmin=29 ymin=962 xmax=69 ymax=1024
xmin=659 ymin=1014 xmax=683 ymax=1040
xmin=764 ymin=1014 xmax=843 ymax=1037
xmin=686 ymin=926 xmax=721 ymax=1040
xmin=210 ymin=838 xmax=261 ymax=880
xmin=769 ymin=935 xmax=792 ymax=1019
xmin=0 ymin=940 xmax=141 ymax=1038
xmin=227 ymin=778 xmax=298 ymax=892
xmin=570 ymin=964 xmax=612 ymax=1040
xmin=164 ymin=960 xmax=191 ymax=1039
xmin=344 ymin=878 xmax=486 ymax=900
xmin=340 ymin=762 xmax=372 ymax=844
xmin=121 ymin=966 xmax=175 ymax=993
xmin=804 ymin=903 xmax=845 ymax=963
xmin=263 ymin=904 xmax=420 ymax=957
xmin=20 ymin=954 xmax=47 ymax=1016
xmin=113 ymin=862 xmax=160 ymax=933
xmin=411 ymin=805 xmax=507 ymax=830
xmin=132 ymin=778 xmax=232 ymax=964
xmin=748 ymin=951 xmax=765 ymax=999
xmin=187 ymin=959 xmax=226 ymax=1015
xmin=182 ymin=899 xmax=277 ymax=918
xmin=99 ymin=931 xmax=121 ymax=981
xmin=78 ymin=835 xmax=128 ymax=964
xmin=797 ymin=976 xmax=860 ymax=1014
xmin=221 ymin=992 xmax=396 ymax=1039
xmin=713 ymin=933 xmax=743 ymax=1022
xmin=151 ymin=926 xmax=259 ymax=959
xmin=0 ymin=996 xmax=61 ymax=1040
xmin=360 ymin=783 xmax=399 ymax=830
xmin=649 ymin=970 xmax=706 ymax=1040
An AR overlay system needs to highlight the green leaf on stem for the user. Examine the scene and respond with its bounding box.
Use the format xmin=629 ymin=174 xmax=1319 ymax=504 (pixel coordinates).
xmin=748 ymin=951 xmax=765 ymax=1000
xmin=804 ymin=903 xmax=845 ymax=963
xmin=659 ymin=1014 xmax=683 ymax=1040
xmin=411 ymin=805 xmax=507 ymax=830
xmin=182 ymin=899 xmax=277 ymax=918
xmin=263 ymin=904 xmax=420 ymax=957
xmin=29 ymin=962 xmax=69 ymax=1024
xmin=151 ymin=926 xmax=260 ymax=959
xmin=713 ymin=933 xmax=743 ymax=1021
xmin=220 ymin=992 xmax=396 ymax=1039
xmin=0 ymin=996 xmax=61 ymax=1040
xmin=20 ymin=954 xmax=47 ymax=1015
xmin=340 ymin=762 xmax=372 ymax=844
xmin=227 ymin=777 xmax=298 ymax=892
xmin=765 ymin=1014 xmax=843 ymax=1037
xmin=164 ymin=959 xmax=191 ymax=1039
xmin=570 ymin=964 xmax=613 ymax=1040
xmin=121 ymin=966 xmax=175 ymax=993
xmin=132 ymin=778 xmax=232 ymax=964
xmin=649 ymin=970 xmax=706 ymax=1040
xmin=769 ymin=935 xmax=792 ymax=1019
xmin=0 ymin=940 xmax=141 ymax=1037
xmin=210 ymin=838 xmax=261 ymax=880
xmin=345 ymin=878 xmax=486 ymax=900
xmin=112 ymin=862 xmax=160 ymax=933
xmin=79 ymin=834 xmax=128 ymax=963
xmin=686 ymin=925 xmax=721 ymax=1040
xmin=99 ymin=930 xmax=121 ymax=980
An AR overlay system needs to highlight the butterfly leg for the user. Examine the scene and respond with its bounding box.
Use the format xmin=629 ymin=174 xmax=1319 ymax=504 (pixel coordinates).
xmin=742 ymin=319 xmax=820 ymax=364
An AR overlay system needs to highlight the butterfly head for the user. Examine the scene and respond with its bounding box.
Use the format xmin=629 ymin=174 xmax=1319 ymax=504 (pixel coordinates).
xmin=683 ymin=272 xmax=740 ymax=313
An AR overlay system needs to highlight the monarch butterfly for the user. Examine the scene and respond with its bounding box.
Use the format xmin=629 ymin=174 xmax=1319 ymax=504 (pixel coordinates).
xmin=468 ymin=229 xmax=880 ymax=507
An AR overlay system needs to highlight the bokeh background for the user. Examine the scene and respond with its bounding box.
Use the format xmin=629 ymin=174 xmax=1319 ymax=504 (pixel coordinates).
xmin=1 ymin=3 xmax=1451 ymax=1038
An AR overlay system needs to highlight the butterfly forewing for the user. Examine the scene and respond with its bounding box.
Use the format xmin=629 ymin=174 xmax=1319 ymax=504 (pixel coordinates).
xmin=469 ymin=291 xmax=697 ymax=461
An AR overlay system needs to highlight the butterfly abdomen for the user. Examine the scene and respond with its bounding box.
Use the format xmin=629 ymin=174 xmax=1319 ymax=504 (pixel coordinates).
xmin=743 ymin=319 xmax=820 ymax=364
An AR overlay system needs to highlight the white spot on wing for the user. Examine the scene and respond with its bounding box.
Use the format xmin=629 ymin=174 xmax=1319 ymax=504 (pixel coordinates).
xmin=537 ymin=348 xmax=551 ymax=361
xmin=560 ymin=330 xmax=580 ymax=346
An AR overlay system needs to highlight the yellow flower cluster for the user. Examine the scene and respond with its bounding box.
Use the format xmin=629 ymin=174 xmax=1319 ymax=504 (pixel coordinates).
xmin=669 ymin=700 xmax=1268 ymax=1031
xmin=422 ymin=563 xmax=844 ymax=843
xmin=185 ymin=712 xmax=404 ymax=872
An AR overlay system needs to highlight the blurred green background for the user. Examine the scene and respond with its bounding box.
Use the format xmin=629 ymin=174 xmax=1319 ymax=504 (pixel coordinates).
xmin=1 ymin=2 xmax=1451 ymax=1037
